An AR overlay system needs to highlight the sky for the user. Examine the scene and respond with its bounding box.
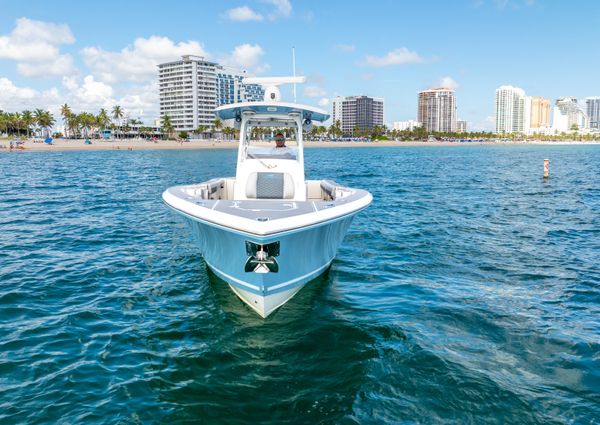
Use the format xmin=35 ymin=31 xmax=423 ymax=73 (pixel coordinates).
xmin=0 ymin=0 xmax=599 ymax=130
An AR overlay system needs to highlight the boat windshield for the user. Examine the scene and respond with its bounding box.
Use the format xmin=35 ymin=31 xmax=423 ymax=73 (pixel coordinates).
xmin=246 ymin=145 xmax=298 ymax=160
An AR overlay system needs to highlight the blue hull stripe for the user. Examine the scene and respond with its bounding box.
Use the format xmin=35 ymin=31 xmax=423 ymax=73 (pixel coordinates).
xmin=164 ymin=201 xmax=367 ymax=240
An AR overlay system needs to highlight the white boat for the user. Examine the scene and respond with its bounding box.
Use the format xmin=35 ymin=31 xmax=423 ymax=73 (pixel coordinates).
xmin=162 ymin=77 xmax=372 ymax=317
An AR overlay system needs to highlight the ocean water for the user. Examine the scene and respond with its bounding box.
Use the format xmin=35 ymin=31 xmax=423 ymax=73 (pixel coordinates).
xmin=0 ymin=145 xmax=599 ymax=424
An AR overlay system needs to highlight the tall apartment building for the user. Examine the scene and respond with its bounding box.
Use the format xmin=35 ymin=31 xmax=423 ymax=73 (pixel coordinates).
xmin=527 ymin=96 xmax=551 ymax=129
xmin=158 ymin=55 xmax=264 ymax=131
xmin=417 ymin=88 xmax=456 ymax=132
xmin=456 ymin=120 xmax=467 ymax=133
xmin=586 ymin=97 xmax=600 ymax=130
xmin=495 ymin=85 xmax=525 ymax=133
xmin=216 ymin=65 xmax=264 ymax=106
xmin=552 ymin=97 xmax=588 ymax=132
xmin=333 ymin=96 xmax=384 ymax=134
xmin=332 ymin=96 xmax=344 ymax=126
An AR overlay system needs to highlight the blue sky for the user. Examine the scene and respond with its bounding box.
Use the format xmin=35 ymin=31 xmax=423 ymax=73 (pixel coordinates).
xmin=0 ymin=0 xmax=598 ymax=130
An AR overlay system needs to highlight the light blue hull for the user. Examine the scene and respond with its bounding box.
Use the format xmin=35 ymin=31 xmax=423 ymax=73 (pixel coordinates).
xmin=182 ymin=214 xmax=355 ymax=299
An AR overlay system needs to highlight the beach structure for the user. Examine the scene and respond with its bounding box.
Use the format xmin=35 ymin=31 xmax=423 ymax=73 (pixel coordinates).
xmin=418 ymin=88 xmax=456 ymax=132
xmin=162 ymin=76 xmax=372 ymax=317
xmin=392 ymin=120 xmax=422 ymax=131
xmin=158 ymin=55 xmax=264 ymax=132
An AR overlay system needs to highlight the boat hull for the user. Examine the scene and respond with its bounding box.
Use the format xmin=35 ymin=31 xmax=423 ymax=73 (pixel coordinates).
xmin=181 ymin=212 xmax=356 ymax=317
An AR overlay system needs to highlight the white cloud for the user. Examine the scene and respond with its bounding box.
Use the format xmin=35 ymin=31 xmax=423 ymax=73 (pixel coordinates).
xmin=0 ymin=74 xmax=159 ymax=124
xmin=0 ymin=17 xmax=76 ymax=77
xmin=222 ymin=43 xmax=270 ymax=73
xmin=318 ymin=98 xmax=329 ymax=107
xmin=17 ymin=54 xmax=76 ymax=77
xmin=0 ymin=77 xmax=61 ymax=112
xmin=224 ymin=0 xmax=292 ymax=22
xmin=438 ymin=76 xmax=459 ymax=90
xmin=264 ymin=0 xmax=292 ymax=19
xmin=62 ymin=75 xmax=114 ymax=109
xmin=10 ymin=17 xmax=74 ymax=45
xmin=0 ymin=77 xmax=37 ymax=101
xmin=334 ymin=44 xmax=356 ymax=53
xmin=82 ymin=36 xmax=208 ymax=83
xmin=58 ymin=76 xmax=159 ymax=120
xmin=364 ymin=47 xmax=425 ymax=67
xmin=224 ymin=6 xmax=264 ymax=21
xmin=116 ymin=81 xmax=160 ymax=120
xmin=304 ymin=85 xmax=326 ymax=97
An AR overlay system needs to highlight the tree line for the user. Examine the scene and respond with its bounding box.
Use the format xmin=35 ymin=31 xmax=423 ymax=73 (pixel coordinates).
xmin=0 ymin=109 xmax=55 ymax=138
xmin=3 ymin=108 xmax=599 ymax=142
xmin=0 ymin=104 xmax=159 ymax=140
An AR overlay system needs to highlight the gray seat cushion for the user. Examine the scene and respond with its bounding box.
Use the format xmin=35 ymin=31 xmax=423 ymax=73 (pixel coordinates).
xmin=257 ymin=172 xmax=284 ymax=198
xmin=246 ymin=172 xmax=295 ymax=199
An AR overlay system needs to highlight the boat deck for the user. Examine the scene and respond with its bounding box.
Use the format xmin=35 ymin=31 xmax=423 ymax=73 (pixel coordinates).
xmin=163 ymin=184 xmax=371 ymax=236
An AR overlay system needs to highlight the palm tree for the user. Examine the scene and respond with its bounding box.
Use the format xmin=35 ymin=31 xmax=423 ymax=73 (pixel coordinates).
xmin=0 ymin=112 xmax=7 ymax=137
xmin=97 ymin=108 xmax=111 ymax=134
xmin=212 ymin=118 xmax=223 ymax=140
xmin=223 ymin=126 xmax=237 ymax=141
xmin=77 ymin=112 xmax=97 ymax=138
xmin=111 ymin=105 xmax=124 ymax=139
xmin=329 ymin=119 xmax=342 ymax=139
xmin=10 ymin=112 xmax=22 ymax=137
xmin=66 ymin=114 xmax=80 ymax=138
xmin=34 ymin=109 xmax=55 ymax=138
xmin=34 ymin=109 xmax=45 ymax=136
xmin=22 ymin=110 xmax=34 ymax=138
xmin=162 ymin=115 xmax=174 ymax=140
xmin=195 ymin=125 xmax=207 ymax=139
xmin=60 ymin=104 xmax=72 ymax=138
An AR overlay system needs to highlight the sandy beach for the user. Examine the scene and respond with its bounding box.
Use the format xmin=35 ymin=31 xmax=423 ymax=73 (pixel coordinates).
xmin=1 ymin=138 xmax=599 ymax=152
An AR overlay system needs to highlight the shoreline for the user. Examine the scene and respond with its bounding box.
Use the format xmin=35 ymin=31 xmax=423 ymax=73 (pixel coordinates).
xmin=1 ymin=138 xmax=600 ymax=152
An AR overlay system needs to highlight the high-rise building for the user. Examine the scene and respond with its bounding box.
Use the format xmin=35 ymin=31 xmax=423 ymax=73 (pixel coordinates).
xmin=158 ymin=55 xmax=264 ymax=131
xmin=528 ymin=96 xmax=551 ymax=129
xmin=333 ymin=96 xmax=384 ymax=134
xmin=417 ymin=88 xmax=456 ymax=132
xmin=216 ymin=65 xmax=263 ymax=105
xmin=495 ymin=85 xmax=525 ymax=133
xmin=552 ymin=97 xmax=588 ymax=132
xmin=332 ymin=96 xmax=344 ymax=127
xmin=586 ymin=97 xmax=600 ymax=130
xmin=456 ymin=120 xmax=467 ymax=133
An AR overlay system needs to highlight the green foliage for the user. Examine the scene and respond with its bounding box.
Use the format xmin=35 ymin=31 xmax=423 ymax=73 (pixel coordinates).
xmin=161 ymin=115 xmax=174 ymax=139
xmin=0 ymin=106 xmax=158 ymax=140
xmin=179 ymin=131 xmax=189 ymax=139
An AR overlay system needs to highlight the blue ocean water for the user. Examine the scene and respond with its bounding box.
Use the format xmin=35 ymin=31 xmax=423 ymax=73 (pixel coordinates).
xmin=0 ymin=145 xmax=599 ymax=424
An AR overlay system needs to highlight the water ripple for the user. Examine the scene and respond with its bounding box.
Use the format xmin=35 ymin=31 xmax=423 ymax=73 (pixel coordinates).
xmin=1 ymin=146 xmax=599 ymax=424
